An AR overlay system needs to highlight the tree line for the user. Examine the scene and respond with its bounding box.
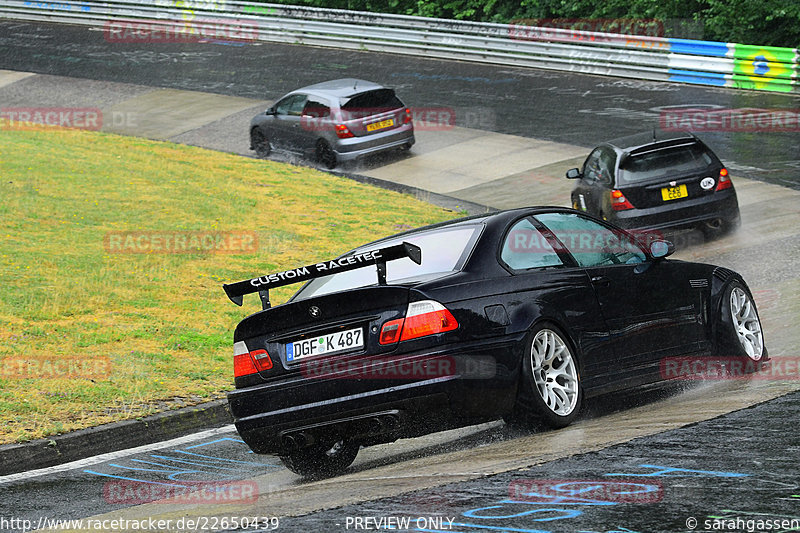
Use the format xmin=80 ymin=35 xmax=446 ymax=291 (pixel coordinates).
xmin=265 ymin=0 xmax=799 ymax=48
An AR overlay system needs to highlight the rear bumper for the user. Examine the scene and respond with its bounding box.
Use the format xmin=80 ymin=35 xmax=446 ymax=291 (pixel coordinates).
xmin=611 ymin=189 xmax=740 ymax=233
xmin=334 ymin=125 xmax=415 ymax=162
xmin=227 ymin=340 xmax=517 ymax=455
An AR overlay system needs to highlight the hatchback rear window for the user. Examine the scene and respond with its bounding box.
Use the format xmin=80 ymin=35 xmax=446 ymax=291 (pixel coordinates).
xmin=618 ymin=144 xmax=714 ymax=183
xmin=341 ymin=89 xmax=404 ymax=119
xmin=293 ymin=225 xmax=481 ymax=300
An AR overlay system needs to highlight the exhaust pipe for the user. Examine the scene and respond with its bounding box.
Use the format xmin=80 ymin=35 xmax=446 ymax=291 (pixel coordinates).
xmin=384 ymin=414 xmax=400 ymax=429
xmin=282 ymin=434 xmax=298 ymax=450
xmin=369 ymin=417 xmax=385 ymax=433
xmin=281 ymin=432 xmax=313 ymax=450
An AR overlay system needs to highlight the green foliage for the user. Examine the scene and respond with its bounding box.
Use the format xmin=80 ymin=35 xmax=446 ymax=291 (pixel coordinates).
xmin=264 ymin=0 xmax=800 ymax=47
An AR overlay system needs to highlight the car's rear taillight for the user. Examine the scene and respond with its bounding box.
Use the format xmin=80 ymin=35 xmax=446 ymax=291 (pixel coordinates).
xmin=335 ymin=124 xmax=354 ymax=139
xmin=716 ymin=168 xmax=732 ymax=191
xmin=610 ymin=189 xmax=635 ymax=211
xmin=379 ymin=318 xmax=404 ymax=344
xmin=233 ymin=341 xmax=273 ymax=377
xmin=402 ymin=108 xmax=412 ymax=124
xmin=379 ymin=300 xmax=458 ymax=345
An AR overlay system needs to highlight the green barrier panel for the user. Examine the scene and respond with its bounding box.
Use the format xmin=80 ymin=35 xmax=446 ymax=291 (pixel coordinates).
xmin=732 ymin=44 xmax=798 ymax=92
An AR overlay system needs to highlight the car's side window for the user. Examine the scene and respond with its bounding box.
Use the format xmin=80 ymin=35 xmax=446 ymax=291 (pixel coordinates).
xmin=303 ymin=99 xmax=331 ymax=118
xmin=598 ymin=147 xmax=616 ymax=185
xmin=501 ymin=218 xmax=564 ymax=271
xmin=582 ymin=148 xmax=603 ymax=181
xmin=583 ymin=147 xmax=615 ymax=184
xmin=275 ymin=94 xmax=308 ymax=116
xmin=534 ymin=213 xmax=646 ymax=267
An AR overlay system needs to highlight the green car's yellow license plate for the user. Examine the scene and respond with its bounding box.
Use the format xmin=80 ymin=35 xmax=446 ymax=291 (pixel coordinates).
xmin=661 ymin=184 xmax=688 ymax=201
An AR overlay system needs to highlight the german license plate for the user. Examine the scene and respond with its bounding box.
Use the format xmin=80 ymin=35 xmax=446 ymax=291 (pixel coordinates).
xmin=661 ymin=184 xmax=688 ymax=201
xmin=366 ymin=118 xmax=394 ymax=132
xmin=286 ymin=327 xmax=363 ymax=362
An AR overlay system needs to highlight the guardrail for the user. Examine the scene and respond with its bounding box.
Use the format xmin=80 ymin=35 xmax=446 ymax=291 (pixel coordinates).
xmin=2 ymin=0 xmax=798 ymax=93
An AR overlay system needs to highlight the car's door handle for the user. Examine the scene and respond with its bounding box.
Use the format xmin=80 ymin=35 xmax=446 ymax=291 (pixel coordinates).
xmin=591 ymin=276 xmax=611 ymax=287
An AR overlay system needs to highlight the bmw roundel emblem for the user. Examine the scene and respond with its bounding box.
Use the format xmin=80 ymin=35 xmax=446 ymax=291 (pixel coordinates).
xmin=309 ymin=306 xmax=321 ymax=318
xmin=700 ymin=177 xmax=716 ymax=190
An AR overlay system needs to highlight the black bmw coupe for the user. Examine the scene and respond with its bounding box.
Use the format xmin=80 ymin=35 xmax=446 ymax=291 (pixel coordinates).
xmin=223 ymin=207 xmax=765 ymax=477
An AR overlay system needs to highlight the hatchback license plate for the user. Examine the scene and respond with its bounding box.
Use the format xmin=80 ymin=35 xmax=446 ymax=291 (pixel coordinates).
xmin=366 ymin=118 xmax=394 ymax=132
xmin=661 ymin=184 xmax=688 ymax=201
xmin=286 ymin=328 xmax=363 ymax=362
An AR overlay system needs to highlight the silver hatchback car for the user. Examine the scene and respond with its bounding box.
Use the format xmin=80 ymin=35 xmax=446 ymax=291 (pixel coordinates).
xmin=249 ymin=79 xmax=415 ymax=169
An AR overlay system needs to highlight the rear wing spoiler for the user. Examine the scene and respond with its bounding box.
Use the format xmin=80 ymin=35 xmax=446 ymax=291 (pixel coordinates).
xmin=223 ymin=241 xmax=422 ymax=308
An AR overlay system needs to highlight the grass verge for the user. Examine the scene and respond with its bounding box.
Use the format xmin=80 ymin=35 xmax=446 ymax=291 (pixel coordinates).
xmin=0 ymin=126 xmax=458 ymax=444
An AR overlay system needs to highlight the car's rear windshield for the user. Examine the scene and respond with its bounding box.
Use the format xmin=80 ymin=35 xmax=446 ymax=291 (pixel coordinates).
xmin=618 ymin=143 xmax=715 ymax=184
xmin=293 ymin=225 xmax=481 ymax=301
xmin=341 ymin=89 xmax=404 ymax=119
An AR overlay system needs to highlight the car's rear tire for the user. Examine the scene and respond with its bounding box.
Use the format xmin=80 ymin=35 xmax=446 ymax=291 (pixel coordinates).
xmin=251 ymin=129 xmax=271 ymax=158
xmin=279 ymin=439 xmax=359 ymax=478
xmin=507 ymin=323 xmax=583 ymax=429
xmin=316 ymin=139 xmax=337 ymax=169
xmin=717 ymin=281 xmax=766 ymax=362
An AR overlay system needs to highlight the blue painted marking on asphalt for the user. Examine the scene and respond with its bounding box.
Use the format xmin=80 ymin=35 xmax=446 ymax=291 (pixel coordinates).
xmin=131 ymin=456 xmax=245 ymax=471
xmin=450 ymin=523 xmax=551 ymax=532
xmin=82 ymin=470 xmax=188 ymax=487
xmin=184 ymin=437 xmax=246 ymax=449
xmin=103 ymin=463 xmax=203 ymax=479
xmin=500 ymin=496 xmax=616 ymax=506
xmin=604 ymin=465 xmax=748 ymax=477
xmin=174 ymin=450 xmax=280 ymax=466
xmin=463 ymin=506 xmax=581 ymax=520
xmin=82 ymin=436 xmax=280 ymax=486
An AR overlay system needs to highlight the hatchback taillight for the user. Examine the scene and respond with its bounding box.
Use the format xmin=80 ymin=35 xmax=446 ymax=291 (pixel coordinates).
xmin=402 ymin=108 xmax=412 ymax=124
xmin=610 ymin=189 xmax=635 ymax=211
xmin=716 ymin=168 xmax=732 ymax=191
xmin=379 ymin=300 xmax=458 ymax=345
xmin=335 ymin=124 xmax=354 ymax=139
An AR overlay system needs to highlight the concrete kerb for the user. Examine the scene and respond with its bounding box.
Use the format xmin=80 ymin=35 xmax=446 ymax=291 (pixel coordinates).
xmin=333 ymin=169 xmax=498 ymax=215
xmin=0 ymin=399 xmax=231 ymax=476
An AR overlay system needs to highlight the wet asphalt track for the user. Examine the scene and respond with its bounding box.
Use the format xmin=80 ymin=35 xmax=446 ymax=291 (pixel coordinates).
xmin=278 ymin=389 xmax=800 ymax=533
xmin=0 ymin=20 xmax=799 ymax=188
xmin=1 ymin=18 xmax=800 ymax=533
xmin=3 ymin=384 xmax=800 ymax=532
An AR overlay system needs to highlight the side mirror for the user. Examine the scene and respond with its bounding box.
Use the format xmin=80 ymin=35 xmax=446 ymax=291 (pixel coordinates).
xmin=566 ymin=168 xmax=581 ymax=179
xmin=265 ymin=107 xmax=275 ymax=115
xmin=650 ymin=240 xmax=675 ymax=259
